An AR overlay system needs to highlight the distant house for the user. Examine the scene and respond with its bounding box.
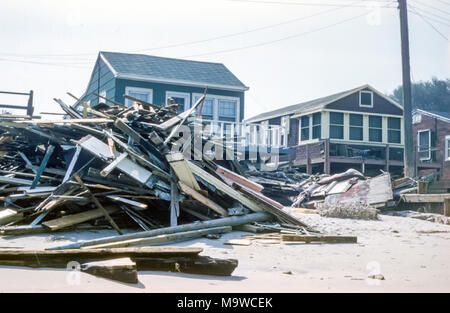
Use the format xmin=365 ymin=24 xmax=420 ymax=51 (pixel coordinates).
xmin=245 ymin=85 xmax=405 ymax=176
xmin=412 ymin=109 xmax=450 ymax=189
xmin=76 ymin=52 xmax=248 ymax=124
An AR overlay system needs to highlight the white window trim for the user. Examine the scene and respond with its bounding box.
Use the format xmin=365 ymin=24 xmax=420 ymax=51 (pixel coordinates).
xmin=412 ymin=113 xmax=422 ymax=124
xmin=166 ymin=91 xmax=190 ymax=111
xmin=418 ymin=129 xmax=431 ymax=161
xmin=125 ymin=87 xmax=153 ymax=107
xmin=98 ymin=90 xmax=106 ymax=104
xmin=445 ymin=135 xmax=450 ymax=161
xmin=359 ymin=91 xmax=374 ymax=108
xmin=192 ymin=93 xmax=240 ymax=123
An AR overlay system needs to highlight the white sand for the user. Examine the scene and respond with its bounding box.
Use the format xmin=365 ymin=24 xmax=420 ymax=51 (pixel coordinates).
xmin=0 ymin=212 xmax=449 ymax=293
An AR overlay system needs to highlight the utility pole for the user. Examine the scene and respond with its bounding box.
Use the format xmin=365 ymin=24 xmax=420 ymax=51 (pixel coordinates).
xmin=398 ymin=0 xmax=415 ymax=178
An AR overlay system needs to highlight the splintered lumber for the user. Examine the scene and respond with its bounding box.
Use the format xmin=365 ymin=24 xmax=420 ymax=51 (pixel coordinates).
xmin=216 ymin=165 xmax=263 ymax=193
xmin=179 ymin=182 xmax=228 ymax=217
xmin=166 ymin=153 xmax=201 ymax=191
xmin=78 ymin=135 xmax=153 ymax=185
xmin=42 ymin=206 xmax=119 ymax=231
xmin=0 ymin=247 xmax=203 ymax=268
xmin=188 ymin=161 xmax=263 ymax=213
xmin=281 ymin=234 xmax=357 ymax=244
xmin=51 ymin=212 xmax=272 ymax=250
xmin=81 ymin=257 xmax=138 ymax=284
xmin=135 ymin=256 xmax=238 ymax=276
xmin=85 ymin=226 xmax=232 ymax=249
xmin=74 ymin=174 xmax=122 ymax=235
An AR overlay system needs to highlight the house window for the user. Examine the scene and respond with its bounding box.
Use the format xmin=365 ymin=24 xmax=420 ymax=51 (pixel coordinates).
xmin=194 ymin=96 xmax=214 ymax=119
xmin=369 ymin=116 xmax=382 ymax=142
xmin=418 ymin=129 xmax=431 ymax=161
xmin=329 ymin=112 xmax=344 ymax=139
xmin=446 ymin=136 xmax=450 ymax=161
xmin=166 ymin=91 xmax=190 ymax=113
xmin=312 ymin=113 xmax=321 ymax=139
xmin=388 ymin=117 xmax=401 ymax=143
xmin=281 ymin=116 xmax=289 ymax=147
xmin=300 ymin=115 xmax=310 ymax=141
xmin=218 ymin=99 xmax=237 ymax=120
xmin=360 ymin=91 xmax=373 ymax=107
xmin=349 ymin=114 xmax=363 ymax=141
xmin=125 ymin=87 xmax=153 ymax=107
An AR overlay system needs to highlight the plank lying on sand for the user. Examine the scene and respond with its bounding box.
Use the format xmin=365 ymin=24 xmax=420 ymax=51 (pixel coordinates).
xmin=281 ymin=234 xmax=357 ymax=243
xmin=135 ymin=256 xmax=238 ymax=276
xmin=0 ymin=246 xmax=202 ymax=265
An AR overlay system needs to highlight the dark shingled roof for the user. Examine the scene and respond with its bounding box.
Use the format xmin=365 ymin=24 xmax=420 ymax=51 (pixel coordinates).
xmin=246 ymin=85 xmax=364 ymax=123
xmin=100 ymin=51 xmax=248 ymax=90
xmin=416 ymin=109 xmax=450 ymax=122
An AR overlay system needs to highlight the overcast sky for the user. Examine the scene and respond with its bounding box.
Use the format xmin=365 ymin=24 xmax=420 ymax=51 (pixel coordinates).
xmin=0 ymin=0 xmax=448 ymax=118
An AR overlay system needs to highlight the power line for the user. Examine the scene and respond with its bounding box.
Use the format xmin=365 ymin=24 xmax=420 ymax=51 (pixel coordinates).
xmin=409 ymin=7 xmax=450 ymax=27
xmin=0 ymin=0 xmax=382 ymax=61
xmin=411 ymin=0 xmax=450 ymax=16
xmin=0 ymin=58 xmax=91 ymax=69
xmin=433 ymin=0 xmax=450 ymax=7
xmin=408 ymin=3 xmax=450 ymax=23
xmin=409 ymin=4 xmax=449 ymax=41
xmin=182 ymin=5 xmax=391 ymax=58
xmin=225 ymin=0 xmax=393 ymax=7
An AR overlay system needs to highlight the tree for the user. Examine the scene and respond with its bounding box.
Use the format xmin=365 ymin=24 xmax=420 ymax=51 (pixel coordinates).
xmin=390 ymin=77 xmax=450 ymax=112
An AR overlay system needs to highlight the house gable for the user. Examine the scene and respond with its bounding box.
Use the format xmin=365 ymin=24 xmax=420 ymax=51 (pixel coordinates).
xmin=326 ymin=87 xmax=403 ymax=116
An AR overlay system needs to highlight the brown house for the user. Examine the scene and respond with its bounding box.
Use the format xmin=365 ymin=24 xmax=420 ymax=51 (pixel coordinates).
xmin=412 ymin=109 xmax=450 ymax=190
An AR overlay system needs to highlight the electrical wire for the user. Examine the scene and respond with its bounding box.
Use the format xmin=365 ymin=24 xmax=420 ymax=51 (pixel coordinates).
xmin=409 ymin=4 xmax=449 ymax=41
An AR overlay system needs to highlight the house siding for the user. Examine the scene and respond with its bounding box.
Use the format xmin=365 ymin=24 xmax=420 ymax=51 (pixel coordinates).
xmin=413 ymin=114 xmax=450 ymax=180
xmin=81 ymin=58 xmax=116 ymax=106
xmin=115 ymin=78 xmax=245 ymax=122
xmin=326 ymin=88 xmax=403 ymax=116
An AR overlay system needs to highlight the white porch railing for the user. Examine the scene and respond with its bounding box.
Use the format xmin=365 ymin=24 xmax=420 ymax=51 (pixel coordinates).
xmin=197 ymin=119 xmax=287 ymax=149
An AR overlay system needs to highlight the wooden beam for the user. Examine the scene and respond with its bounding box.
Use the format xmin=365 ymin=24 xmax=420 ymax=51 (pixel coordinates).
xmin=179 ymin=181 xmax=228 ymax=216
xmin=166 ymin=153 xmax=201 ymax=191
xmin=281 ymin=234 xmax=357 ymax=243
xmin=74 ymin=174 xmax=123 ymax=235
xmin=445 ymin=198 xmax=450 ymax=217
xmin=42 ymin=206 xmax=119 ymax=231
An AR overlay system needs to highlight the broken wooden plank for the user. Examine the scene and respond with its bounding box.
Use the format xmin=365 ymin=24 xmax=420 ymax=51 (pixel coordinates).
xmin=78 ymin=135 xmax=153 ymax=185
xmin=135 ymin=256 xmax=238 ymax=276
xmin=216 ymin=165 xmax=264 ymax=193
xmin=30 ymin=145 xmax=54 ymax=189
xmin=106 ymin=195 xmax=147 ymax=210
xmin=166 ymin=153 xmax=201 ymax=191
xmin=42 ymin=206 xmax=119 ymax=231
xmin=224 ymin=239 xmax=252 ymax=246
xmin=281 ymin=234 xmax=357 ymax=243
xmin=179 ymin=182 xmax=228 ymax=217
xmin=74 ymin=174 xmax=123 ymax=235
xmin=188 ymin=161 xmax=263 ymax=213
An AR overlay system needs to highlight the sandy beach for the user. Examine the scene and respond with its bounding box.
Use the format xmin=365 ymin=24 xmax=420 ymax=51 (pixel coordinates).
xmin=0 ymin=211 xmax=449 ymax=293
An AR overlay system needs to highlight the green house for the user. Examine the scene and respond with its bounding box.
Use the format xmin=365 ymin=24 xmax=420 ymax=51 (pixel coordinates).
xmin=76 ymin=51 xmax=248 ymax=123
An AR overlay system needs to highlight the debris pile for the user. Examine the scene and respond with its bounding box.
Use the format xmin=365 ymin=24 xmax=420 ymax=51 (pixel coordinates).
xmin=291 ymin=168 xmax=393 ymax=210
xmin=0 ymin=94 xmax=311 ymax=260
